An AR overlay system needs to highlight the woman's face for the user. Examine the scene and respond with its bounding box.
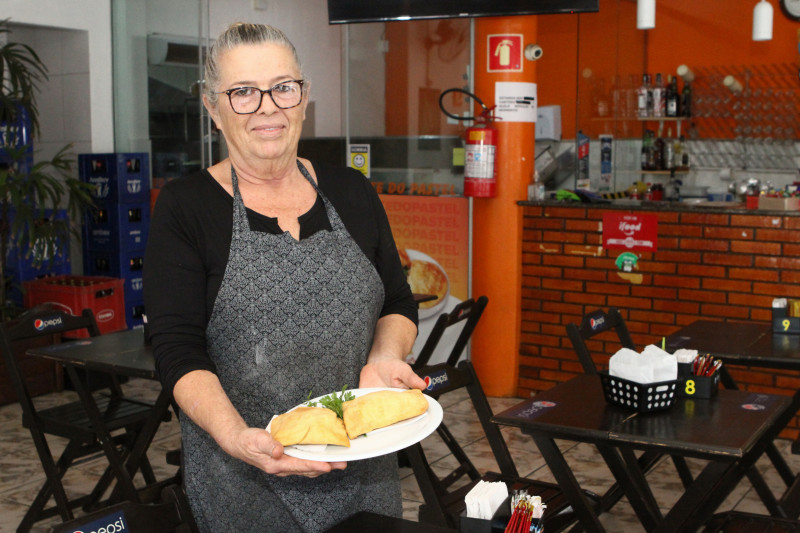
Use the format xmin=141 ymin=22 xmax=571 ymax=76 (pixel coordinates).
xmin=206 ymin=42 xmax=307 ymax=166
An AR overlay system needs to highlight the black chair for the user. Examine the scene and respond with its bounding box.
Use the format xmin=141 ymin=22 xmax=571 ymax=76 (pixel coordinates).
xmin=408 ymin=360 xmax=594 ymax=532
xmin=1 ymin=307 xmax=159 ymax=533
xmin=412 ymin=295 xmax=489 ymax=370
xmin=48 ymin=484 xmax=199 ymax=533
xmin=406 ymin=297 xmax=593 ymax=532
xmin=702 ymin=510 xmax=800 ymax=533
xmin=566 ymin=307 xmax=695 ymax=511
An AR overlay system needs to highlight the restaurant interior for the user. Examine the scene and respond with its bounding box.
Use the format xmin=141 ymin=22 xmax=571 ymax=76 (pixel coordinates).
xmin=2 ymin=0 xmax=800 ymax=531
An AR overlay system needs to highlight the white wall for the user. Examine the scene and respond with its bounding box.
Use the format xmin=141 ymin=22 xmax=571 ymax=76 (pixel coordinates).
xmin=5 ymin=0 xmax=114 ymax=152
xmin=207 ymin=0 xmax=344 ymax=136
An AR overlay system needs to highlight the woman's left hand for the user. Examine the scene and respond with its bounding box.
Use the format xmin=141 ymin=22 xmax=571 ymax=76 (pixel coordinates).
xmin=359 ymin=358 xmax=427 ymax=390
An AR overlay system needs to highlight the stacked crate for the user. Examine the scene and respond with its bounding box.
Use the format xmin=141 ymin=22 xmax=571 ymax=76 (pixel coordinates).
xmin=80 ymin=153 xmax=150 ymax=329
xmin=2 ymin=109 xmax=72 ymax=305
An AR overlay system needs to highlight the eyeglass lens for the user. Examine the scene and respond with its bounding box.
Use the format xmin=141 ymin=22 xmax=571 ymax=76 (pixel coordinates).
xmin=228 ymin=81 xmax=303 ymax=113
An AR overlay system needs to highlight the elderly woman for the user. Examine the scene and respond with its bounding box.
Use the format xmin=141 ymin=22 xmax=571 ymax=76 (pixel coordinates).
xmin=143 ymin=22 xmax=424 ymax=532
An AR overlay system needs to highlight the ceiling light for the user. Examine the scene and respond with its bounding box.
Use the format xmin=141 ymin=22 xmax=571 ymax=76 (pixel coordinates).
xmin=752 ymin=0 xmax=773 ymax=41
xmin=637 ymin=0 xmax=656 ymax=30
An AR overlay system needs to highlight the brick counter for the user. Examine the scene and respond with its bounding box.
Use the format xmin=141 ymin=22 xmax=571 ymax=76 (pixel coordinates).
xmin=519 ymin=201 xmax=800 ymax=439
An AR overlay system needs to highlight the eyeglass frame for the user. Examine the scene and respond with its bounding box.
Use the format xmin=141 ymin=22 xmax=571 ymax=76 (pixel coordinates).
xmin=217 ymin=79 xmax=306 ymax=114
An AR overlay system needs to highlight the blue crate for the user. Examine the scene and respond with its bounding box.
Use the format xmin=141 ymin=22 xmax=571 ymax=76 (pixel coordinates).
xmin=0 ymin=107 xmax=33 ymax=160
xmin=78 ymin=152 xmax=150 ymax=204
xmin=83 ymin=249 xmax=144 ymax=279
xmin=83 ymin=202 xmax=149 ymax=251
xmin=125 ymin=295 xmax=146 ymax=330
xmin=4 ymin=208 xmax=72 ymax=305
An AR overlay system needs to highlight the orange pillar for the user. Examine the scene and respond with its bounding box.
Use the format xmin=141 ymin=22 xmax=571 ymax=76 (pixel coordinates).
xmin=471 ymin=16 xmax=537 ymax=396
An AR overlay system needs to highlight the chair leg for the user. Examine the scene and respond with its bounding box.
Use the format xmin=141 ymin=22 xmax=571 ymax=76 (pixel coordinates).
xmin=18 ymin=439 xmax=83 ymax=533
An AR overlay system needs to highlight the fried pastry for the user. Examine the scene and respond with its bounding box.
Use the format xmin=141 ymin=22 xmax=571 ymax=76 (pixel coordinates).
xmin=270 ymin=406 xmax=350 ymax=447
xmin=407 ymin=259 xmax=447 ymax=309
xmin=341 ymin=389 xmax=428 ymax=439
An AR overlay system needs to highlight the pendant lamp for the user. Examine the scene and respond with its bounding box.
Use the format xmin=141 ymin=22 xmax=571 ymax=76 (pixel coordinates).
xmin=637 ymin=0 xmax=656 ymax=30
xmin=752 ymin=0 xmax=773 ymax=41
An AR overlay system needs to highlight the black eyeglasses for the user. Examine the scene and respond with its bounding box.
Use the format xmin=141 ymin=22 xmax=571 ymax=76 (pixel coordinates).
xmin=218 ymin=80 xmax=305 ymax=114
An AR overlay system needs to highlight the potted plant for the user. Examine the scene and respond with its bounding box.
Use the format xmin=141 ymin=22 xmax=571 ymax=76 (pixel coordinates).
xmin=0 ymin=18 xmax=95 ymax=320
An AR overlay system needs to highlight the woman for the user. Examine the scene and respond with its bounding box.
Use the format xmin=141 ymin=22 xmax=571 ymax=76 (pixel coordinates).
xmin=143 ymin=22 xmax=425 ymax=532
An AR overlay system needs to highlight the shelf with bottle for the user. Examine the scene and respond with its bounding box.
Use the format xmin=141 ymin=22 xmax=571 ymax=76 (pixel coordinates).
xmin=638 ymin=169 xmax=689 ymax=175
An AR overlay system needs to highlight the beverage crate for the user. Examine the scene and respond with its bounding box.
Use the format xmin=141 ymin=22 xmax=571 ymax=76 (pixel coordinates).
xmin=78 ymin=152 xmax=150 ymax=205
xmin=4 ymin=209 xmax=72 ymax=305
xmin=83 ymin=249 xmax=144 ymax=281
xmin=83 ymin=202 xmax=150 ymax=251
xmin=22 ymin=275 xmax=126 ymax=336
xmin=125 ymin=295 xmax=145 ymax=330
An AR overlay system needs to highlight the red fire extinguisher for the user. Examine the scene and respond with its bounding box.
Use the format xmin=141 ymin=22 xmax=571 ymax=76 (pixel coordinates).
xmin=440 ymin=88 xmax=498 ymax=198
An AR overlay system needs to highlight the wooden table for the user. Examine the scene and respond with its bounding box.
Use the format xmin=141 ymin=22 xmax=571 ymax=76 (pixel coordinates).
xmin=26 ymin=329 xmax=173 ymax=503
xmin=493 ymin=374 xmax=800 ymax=532
xmin=665 ymin=319 xmax=800 ymax=518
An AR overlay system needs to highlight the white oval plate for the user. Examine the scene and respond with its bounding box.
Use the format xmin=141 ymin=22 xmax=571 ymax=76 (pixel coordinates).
xmin=267 ymin=387 xmax=442 ymax=462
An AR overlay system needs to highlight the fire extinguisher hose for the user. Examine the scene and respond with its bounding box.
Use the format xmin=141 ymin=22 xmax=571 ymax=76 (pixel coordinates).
xmin=438 ymin=88 xmax=494 ymax=123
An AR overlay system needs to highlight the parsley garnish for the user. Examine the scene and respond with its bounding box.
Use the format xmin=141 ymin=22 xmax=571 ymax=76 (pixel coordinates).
xmin=305 ymin=385 xmax=355 ymax=419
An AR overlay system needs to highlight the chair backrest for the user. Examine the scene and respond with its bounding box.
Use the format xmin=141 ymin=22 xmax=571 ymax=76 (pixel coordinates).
xmin=0 ymin=307 xmax=101 ymax=415
xmin=48 ymin=484 xmax=198 ymax=533
xmin=413 ymin=296 xmax=488 ymax=369
xmin=565 ymin=307 xmax=635 ymax=375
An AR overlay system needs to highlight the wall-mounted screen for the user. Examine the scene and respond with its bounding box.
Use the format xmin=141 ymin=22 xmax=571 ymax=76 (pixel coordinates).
xmin=328 ymin=0 xmax=599 ymax=24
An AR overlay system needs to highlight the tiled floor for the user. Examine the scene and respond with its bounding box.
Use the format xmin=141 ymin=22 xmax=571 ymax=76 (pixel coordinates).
xmin=2 ymin=378 xmax=799 ymax=532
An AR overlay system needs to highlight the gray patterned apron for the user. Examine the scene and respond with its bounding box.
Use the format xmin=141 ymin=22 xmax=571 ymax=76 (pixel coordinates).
xmin=182 ymin=161 xmax=401 ymax=532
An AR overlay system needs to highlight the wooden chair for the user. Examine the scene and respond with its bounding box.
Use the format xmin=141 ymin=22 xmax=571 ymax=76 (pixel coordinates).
xmin=702 ymin=511 xmax=800 ymax=532
xmin=408 ymin=360 xmax=594 ymax=532
xmin=48 ymin=484 xmax=199 ymax=533
xmin=407 ymin=296 xmax=593 ymax=532
xmin=566 ymin=307 xmax=695 ymax=511
xmin=412 ymin=295 xmax=488 ymax=369
xmin=1 ymin=307 xmax=159 ymax=533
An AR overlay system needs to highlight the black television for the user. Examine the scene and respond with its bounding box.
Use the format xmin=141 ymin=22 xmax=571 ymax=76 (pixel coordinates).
xmin=327 ymin=0 xmax=599 ymax=24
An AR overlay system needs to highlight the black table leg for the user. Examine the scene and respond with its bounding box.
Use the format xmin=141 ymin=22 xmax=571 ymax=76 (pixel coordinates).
xmin=597 ymin=445 xmax=662 ymax=531
xmin=531 ymin=435 xmax=606 ymax=533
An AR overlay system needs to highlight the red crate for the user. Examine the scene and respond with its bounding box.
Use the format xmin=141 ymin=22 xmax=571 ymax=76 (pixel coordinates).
xmin=23 ymin=275 xmax=126 ymax=337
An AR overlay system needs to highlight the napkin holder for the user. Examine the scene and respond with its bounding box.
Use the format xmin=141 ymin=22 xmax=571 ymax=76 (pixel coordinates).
xmin=773 ymin=305 xmax=800 ymax=334
xmin=460 ymin=494 xmax=512 ymax=533
xmin=599 ymin=372 xmax=678 ymax=413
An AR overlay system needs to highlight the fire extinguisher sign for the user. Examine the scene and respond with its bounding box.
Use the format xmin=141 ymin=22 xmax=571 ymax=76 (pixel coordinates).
xmin=487 ymin=34 xmax=523 ymax=72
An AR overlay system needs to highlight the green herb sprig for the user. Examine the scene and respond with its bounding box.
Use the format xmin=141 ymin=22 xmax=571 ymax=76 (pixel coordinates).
xmin=305 ymin=385 xmax=355 ymax=419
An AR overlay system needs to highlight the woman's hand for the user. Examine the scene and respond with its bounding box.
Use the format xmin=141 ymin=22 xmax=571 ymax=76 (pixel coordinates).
xmin=225 ymin=427 xmax=346 ymax=477
xmin=359 ymin=358 xmax=427 ymax=390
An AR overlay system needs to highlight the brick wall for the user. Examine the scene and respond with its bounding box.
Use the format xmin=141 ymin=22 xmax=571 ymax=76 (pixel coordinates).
xmin=520 ymin=203 xmax=800 ymax=439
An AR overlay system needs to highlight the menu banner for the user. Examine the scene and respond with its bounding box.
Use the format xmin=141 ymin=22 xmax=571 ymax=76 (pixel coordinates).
xmin=380 ymin=195 xmax=470 ymax=366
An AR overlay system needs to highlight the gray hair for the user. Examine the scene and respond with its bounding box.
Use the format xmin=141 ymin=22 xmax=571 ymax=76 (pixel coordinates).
xmin=204 ymin=22 xmax=304 ymax=106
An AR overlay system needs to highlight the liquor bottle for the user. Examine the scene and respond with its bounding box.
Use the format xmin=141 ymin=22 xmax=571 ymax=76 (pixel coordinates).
xmin=666 ymin=75 xmax=680 ymax=117
xmin=654 ymin=134 xmax=665 ymax=170
xmin=646 ymin=130 xmax=657 ymax=170
xmin=637 ymin=74 xmax=651 ymax=118
xmin=641 ymin=130 xmax=650 ymax=170
xmin=681 ymin=80 xmax=692 ymax=117
xmin=663 ymin=128 xmax=675 ymax=170
xmin=652 ymin=73 xmax=665 ymax=118
xmin=673 ymin=135 xmax=685 ymax=170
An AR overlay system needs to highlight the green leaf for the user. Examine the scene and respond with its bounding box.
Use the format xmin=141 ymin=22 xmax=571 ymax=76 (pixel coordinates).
xmin=304 ymin=384 xmax=356 ymax=419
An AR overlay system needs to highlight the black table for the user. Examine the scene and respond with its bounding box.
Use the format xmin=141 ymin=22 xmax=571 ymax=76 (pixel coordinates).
xmin=664 ymin=320 xmax=800 ymax=372
xmin=493 ymin=374 xmax=800 ymax=533
xmin=666 ymin=320 xmax=800 ymax=516
xmin=26 ymin=329 xmax=173 ymax=503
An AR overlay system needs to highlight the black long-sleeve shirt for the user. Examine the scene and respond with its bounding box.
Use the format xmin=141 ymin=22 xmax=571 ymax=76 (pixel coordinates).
xmin=143 ymin=161 xmax=417 ymax=393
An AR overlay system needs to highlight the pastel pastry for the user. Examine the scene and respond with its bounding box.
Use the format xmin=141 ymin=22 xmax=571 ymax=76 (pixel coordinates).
xmin=341 ymin=389 xmax=428 ymax=439
xmin=270 ymin=406 xmax=350 ymax=448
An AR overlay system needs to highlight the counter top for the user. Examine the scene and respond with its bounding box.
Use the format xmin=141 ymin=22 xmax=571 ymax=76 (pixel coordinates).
xmin=518 ymin=199 xmax=800 ymax=215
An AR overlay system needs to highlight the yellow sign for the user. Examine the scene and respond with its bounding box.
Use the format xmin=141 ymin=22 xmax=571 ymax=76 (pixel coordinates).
xmin=349 ymin=144 xmax=370 ymax=178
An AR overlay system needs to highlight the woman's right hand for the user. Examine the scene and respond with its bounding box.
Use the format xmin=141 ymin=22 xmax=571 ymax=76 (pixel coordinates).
xmin=225 ymin=427 xmax=347 ymax=477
